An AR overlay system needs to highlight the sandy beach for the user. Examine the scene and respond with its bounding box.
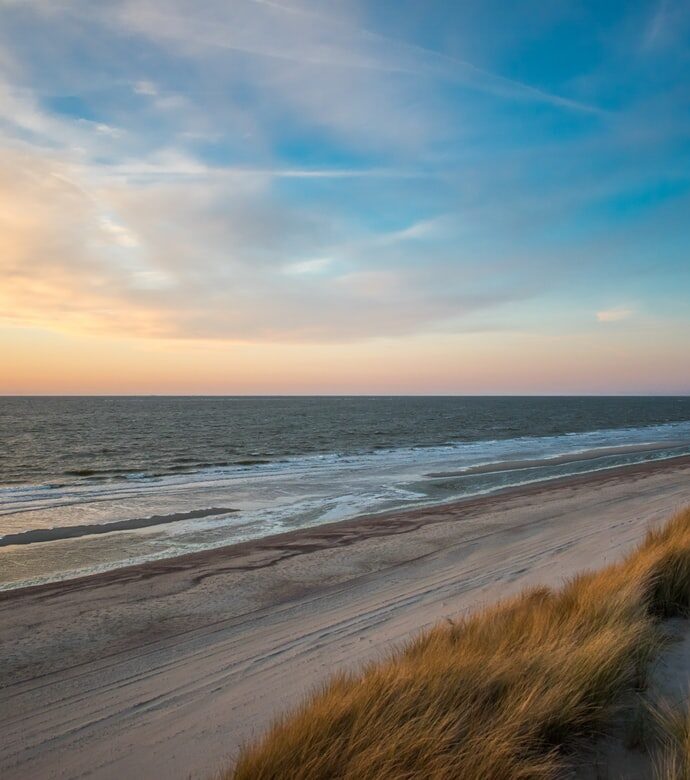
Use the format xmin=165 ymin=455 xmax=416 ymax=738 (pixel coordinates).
xmin=1 ymin=456 xmax=690 ymax=780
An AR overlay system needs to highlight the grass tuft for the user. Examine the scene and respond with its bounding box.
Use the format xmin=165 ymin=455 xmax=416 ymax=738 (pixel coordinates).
xmin=227 ymin=507 xmax=690 ymax=780
xmin=652 ymin=697 xmax=690 ymax=779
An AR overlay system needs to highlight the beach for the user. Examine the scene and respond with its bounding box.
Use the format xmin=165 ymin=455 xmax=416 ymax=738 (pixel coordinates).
xmin=1 ymin=456 xmax=689 ymax=779
xmin=4 ymin=397 xmax=690 ymax=593
xmin=3 ymin=1 xmax=690 ymax=774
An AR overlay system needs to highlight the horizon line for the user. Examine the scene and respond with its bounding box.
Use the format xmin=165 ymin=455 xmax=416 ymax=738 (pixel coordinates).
xmin=2 ymin=393 xmax=689 ymax=399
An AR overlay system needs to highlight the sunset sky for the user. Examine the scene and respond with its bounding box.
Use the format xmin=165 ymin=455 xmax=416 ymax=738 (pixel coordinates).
xmin=1 ymin=0 xmax=689 ymax=394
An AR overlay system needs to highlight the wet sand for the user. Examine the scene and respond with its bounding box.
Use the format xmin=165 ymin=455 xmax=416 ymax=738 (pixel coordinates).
xmin=0 ymin=507 xmax=236 ymax=547
xmin=1 ymin=456 xmax=690 ymax=779
xmin=425 ymin=441 xmax=685 ymax=477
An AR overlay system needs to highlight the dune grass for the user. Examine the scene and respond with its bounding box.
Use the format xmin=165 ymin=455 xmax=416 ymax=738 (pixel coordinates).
xmin=653 ymin=697 xmax=690 ymax=780
xmin=229 ymin=507 xmax=690 ymax=779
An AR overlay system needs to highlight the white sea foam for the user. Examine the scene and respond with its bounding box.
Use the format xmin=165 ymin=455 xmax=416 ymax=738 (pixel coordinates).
xmin=1 ymin=420 xmax=690 ymax=589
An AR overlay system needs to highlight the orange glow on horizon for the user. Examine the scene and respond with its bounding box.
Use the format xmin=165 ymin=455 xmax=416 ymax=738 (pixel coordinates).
xmin=3 ymin=325 xmax=688 ymax=396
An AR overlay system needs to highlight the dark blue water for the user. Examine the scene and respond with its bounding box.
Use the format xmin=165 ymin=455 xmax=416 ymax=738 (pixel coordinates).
xmin=2 ymin=396 xmax=690 ymax=487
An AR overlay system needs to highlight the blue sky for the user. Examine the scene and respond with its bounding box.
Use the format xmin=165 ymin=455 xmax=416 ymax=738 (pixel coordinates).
xmin=0 ymin=0 xmax=688 ymax=393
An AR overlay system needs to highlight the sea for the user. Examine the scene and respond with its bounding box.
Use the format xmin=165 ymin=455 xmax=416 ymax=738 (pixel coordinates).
xmin=1 ymin=396 xmax=690 ymax=590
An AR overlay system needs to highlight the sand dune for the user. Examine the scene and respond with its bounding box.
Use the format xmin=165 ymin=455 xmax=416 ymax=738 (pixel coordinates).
xmin=1 ymin=457 xmax=690 ymax=779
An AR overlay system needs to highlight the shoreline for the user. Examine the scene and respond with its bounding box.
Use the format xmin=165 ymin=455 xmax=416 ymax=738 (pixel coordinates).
xmin=2 ymin=456 xmax=690 ymax=779
xmin=3 ymin=452 xmax=690 ymax=600
xmin=425 ymin=440 xmax=685 ymax=477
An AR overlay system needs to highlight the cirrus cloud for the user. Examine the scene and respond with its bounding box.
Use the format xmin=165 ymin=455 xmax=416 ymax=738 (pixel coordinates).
xmin=596 ymin=307 xmax=635 ymax=322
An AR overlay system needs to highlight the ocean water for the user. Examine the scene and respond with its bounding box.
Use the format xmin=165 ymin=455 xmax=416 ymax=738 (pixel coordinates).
xmin=1 ymin=396 xmax=689 ymax=589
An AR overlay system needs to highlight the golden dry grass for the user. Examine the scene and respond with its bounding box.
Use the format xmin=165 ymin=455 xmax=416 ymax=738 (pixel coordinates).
xmin=228 ymin=507 xmax=690 ymax=780
xmin=653 ymin=696 xmax=690 ymax=780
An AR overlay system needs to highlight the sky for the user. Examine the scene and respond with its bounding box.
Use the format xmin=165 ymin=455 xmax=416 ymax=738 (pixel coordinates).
xmin=0 ymin=0 xmax=689 ymax=395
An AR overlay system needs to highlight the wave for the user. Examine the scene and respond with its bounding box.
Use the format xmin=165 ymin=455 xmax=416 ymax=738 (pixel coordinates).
xmin=2 ymin=419 xmax=690 ymax=516
xmin=1 ymin=419 xmax=690 ymax=590
xmin=2 ymin=419 xmax=689 ymax=482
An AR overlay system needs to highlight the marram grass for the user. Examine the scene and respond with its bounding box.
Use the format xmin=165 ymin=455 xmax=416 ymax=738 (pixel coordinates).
xmin=227 ymin=507 xmax=690 ymax=780
xmin=653 ymin=696 xmax=690 ymax=780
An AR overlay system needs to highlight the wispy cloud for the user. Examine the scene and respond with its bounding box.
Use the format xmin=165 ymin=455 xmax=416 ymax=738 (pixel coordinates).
xmin=115 ymin=0 xmax=602 ymax=114
xmin=99 ymin=215 xmax=140 ymax=248
xmin=133 ymin=79 xmax=157 ymax=96
xmin=256 ymin=0 xmax=603 ymax=113
xmin=284 ymin=258 xmax=332 ymax=275
xmin=0 ymin=145 xmax=542 ymax=341
xmin=0 ymin=0 xmax=688 ymax=362
xmin=642 ymin=0 xmax=669 ymax=49
xmin=87 ymin=161 xmax=423 ymax=184
xmin=597 ymin=307 xmax=635 ymax=322
xmin=640 ymin=0 xmax=690 ymax=51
